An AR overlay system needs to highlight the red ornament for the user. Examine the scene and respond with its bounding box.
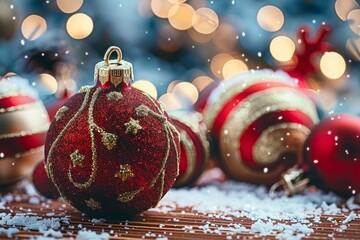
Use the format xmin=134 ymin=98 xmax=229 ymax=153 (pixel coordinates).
xmin=278 ymin=114 xmax=360 ymax=197
xmin=0 ymin=75 xmax=49 ymax=185
xmin=284 ymin=24 xmax=333 ymax=88
xmin=193 ymin=80 xmax=221 ymax=113
xmin=169 ymin=111 xmax=210 ymax=187
xmin=45 ymin=46 xmax=180 ymax=218
xmin=33 ymin=161 xmax=59 ymax=199
xmin=203 ymin=70 xmax=319 ymax=185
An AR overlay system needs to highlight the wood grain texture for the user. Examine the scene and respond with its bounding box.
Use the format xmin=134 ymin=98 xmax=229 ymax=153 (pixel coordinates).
xmin=0 ymin=194 xmax=359 ymax=240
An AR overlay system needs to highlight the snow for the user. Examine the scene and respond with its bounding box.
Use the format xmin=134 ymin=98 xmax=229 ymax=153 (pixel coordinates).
xmin=0 ymin=227 xmax=20 ymax=238
xmin=76 ymin=229 xmax=109 ymax=240
xmin=0 ymin=213 xmax=62 ymax=231
xmin=41 ymin=228 xmax=63 ymax=238
xmin=342 ymin=211 xmax=358 ymax=224
xmin=346 ymin=197 xmax=360 ymax=210
xmin=0 ymin=180 xmax=358 ymax=239
xmin=150 ymin=181 xmax=355 ymax=239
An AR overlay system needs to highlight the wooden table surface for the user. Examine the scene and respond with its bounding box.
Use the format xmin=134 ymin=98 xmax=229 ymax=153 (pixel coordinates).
xmin=0 ymin=180 xmax=360 ymax=240
xmin=1 ymin=198 xmax=360 ymax=240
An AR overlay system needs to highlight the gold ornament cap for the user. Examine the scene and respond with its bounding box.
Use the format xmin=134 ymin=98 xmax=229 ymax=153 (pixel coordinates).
xmin=94 ymin=46 xmax=134 ymax=87
xmin=269 ymin=165 xmax=310 ymax=197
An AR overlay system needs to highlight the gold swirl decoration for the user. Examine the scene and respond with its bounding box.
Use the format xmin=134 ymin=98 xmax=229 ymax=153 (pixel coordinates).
xmin=176 ymin=130 xmax=197 ymax=186
xmin=203 ymin=70 xmax=297 ymax=130
xmin=253 ymin=123 xmax=310 ymax=165
xmin=219 ymin=87 xmax=318 ymax=184
xmin=46 ymin=88 xmax=180 ymax=209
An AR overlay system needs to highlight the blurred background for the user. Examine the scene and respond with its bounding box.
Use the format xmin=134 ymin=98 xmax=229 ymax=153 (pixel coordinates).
xmin=1 ymin=0 xmax=360 ymax=116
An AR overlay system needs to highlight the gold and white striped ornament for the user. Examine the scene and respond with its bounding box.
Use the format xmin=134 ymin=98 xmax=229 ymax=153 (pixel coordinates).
xmin=203 ymin=70 xmax=319 ymax=185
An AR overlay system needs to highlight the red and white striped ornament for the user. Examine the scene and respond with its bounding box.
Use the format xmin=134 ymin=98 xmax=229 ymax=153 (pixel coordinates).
xmin=203 ymin=70 xmax=319 ymax=185
xmin=0 ymin=75 xmax=50 ymax=184
xmin=169 ymin=111 xmax=210 ymax=187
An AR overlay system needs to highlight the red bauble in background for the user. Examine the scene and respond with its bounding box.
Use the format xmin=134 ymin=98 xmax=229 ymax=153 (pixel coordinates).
xmin=304 ymin=114 xmax=360 ymax=196
xmin=193 ymin=80 xmax=221 ymax=113
xmin=169 ymin=111 xmax=210 ymax=187
xmin=45 ymin=82 xmax=75 ymax=121
xmin=281 ymin=114 xmax=360 ymax=197
xmin=45 ymin=46 xmax=180 ymax=218
xmin=0 ymin=75 xmax=49 ymax=185
xmin=33 ymin=161 xmax=59 ymax=199
xmin=203 ymin=70 xmax=319 ymax=185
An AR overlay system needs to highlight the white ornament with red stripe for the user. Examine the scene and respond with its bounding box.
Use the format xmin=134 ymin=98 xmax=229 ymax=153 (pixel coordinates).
xmin=203 ymin=70 xmax=319 ymax=185
xmin=168 ymin=111 xmax=210 ymax=187
xmin=0 ymin=75 xmax=50 ymax=185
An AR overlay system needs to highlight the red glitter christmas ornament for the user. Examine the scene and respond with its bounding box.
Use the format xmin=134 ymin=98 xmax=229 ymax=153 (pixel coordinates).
xmin=32 ymin=161 xmax=59 ymax=199
xmin=276 ymin=114 xmax=360 ymax=197
xmin=203 ymin=70 xmax=319 ymax=185
xmin=169 ymin=111 xmax=210 ymax=187
xmin=0 ymin=75 xmax=49 ymax=185
xmin=45 ymin=46 xmax=180 ymax=218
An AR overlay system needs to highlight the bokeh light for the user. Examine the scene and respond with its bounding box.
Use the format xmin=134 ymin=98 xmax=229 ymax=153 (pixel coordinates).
xmin=187 ymin=28 xmax=213 ymax=43
xmin=56 ymin=0 xmax=83 ymax=14
xmin=168 ymin=0 xmax=186 ymax=4
xmin=173 ymin=82 xmax=199 ymax=104
xmin=158 ymin=93 xmax=183 ymax=110
xmin=210 ymin=53 xmax=233 ymax=79
xmin=320 ymin=52 xmax=346 ymax=79
xmin=132 ymin=80 xmax=158 ymax=99
xmin=137 ymin=0 xmax=152 ymax=17
xmin=66 ymin=13 xmax=93 ymax=39
xmin=270 ymin=36 xmax=296 ymax=62
xmin=21 ymin=15 xmax=47 ymax=41
xmin=167 ymin=80 xmax=181 ymax=93
xmin=4 ymin=72 xmax=17 ymax=78
xmin=257 ymin=5 xmax=284 ymax=32
xmin=151 ymin=0 xmax=174 ymax=18
xmin=168 ymin=3 xmax=195 ymax=30
xmin=335 ymin=0 xmax=359 ymax=21
xmin=222 ymin=59 xmax=249 ymax=80
xmin=213 ymin=23 xmax=237 ymax=50
xmin=38 ymin=73 xmax=58 ymax=94
xmin=346 ymin=37 xmax=360 ymax=61
xmin=192 ymin=7 xmax=219 ymax=34
xmin=347 ymin=9 xmax=360 ymax=36
xmin=192 ymin=76 xmax=214 ymax=92
xmin=61 ymin=79 xmax=77 ymax=94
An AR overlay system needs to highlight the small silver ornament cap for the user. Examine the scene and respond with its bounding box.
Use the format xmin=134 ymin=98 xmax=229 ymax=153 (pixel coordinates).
xmin=94 ymin=46 xmax=134 ymax=87
xmin=269 ymin=165 xmax=310 ymax=197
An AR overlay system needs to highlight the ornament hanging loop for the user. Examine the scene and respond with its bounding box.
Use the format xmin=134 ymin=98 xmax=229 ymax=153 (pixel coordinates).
xmin=94 ymin=46 xmax=134 ymax=87
xmin=104 ymin=46 xmax=123 ymax=66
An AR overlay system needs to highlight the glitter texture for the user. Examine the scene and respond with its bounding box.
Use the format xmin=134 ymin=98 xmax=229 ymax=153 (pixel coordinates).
xmin=45 ymin=85 xmax=180 ymax=218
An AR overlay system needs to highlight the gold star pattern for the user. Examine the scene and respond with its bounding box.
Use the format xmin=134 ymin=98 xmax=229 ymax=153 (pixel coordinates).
xmin=78 ymin=85 xmax=92 ymax=93
xmin=70 ymin=150 xmax=85 ymax=168
xmin=114 ymin=164 xmax=134 ymax=181
xmin=54 ymin=106 xmax=69 ymax=121
xmin=117 ymin=189 xmax=142 ymax=202
xmin=101 ymin=132 xmax=118 ymax=150
xmin=85 ymin=198 xmax=102 ymax=210
xmin=124 ymin=118 xmax=142 ymax=135
xmin=135 ymin=104 xmax=149 ymax=117
xmin=106 ymin=91 xmax=123 ymax=101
